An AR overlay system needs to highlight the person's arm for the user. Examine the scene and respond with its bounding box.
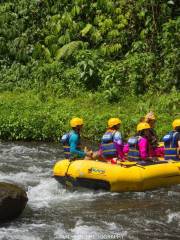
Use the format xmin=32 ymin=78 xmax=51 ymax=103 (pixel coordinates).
xmin=178 ymin=140 xmax=180 ymax=151
xmin=113 ymin=131 xmax=124 ymax=159
xmin=69 ymin=134 xmax=86 ymax=158
xmin=177 ymin=134 xmax=180 ymax=158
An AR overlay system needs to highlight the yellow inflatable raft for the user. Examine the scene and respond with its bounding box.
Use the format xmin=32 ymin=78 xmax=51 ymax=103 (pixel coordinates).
xmin=53 ymin=159 xmax=180 ymax=192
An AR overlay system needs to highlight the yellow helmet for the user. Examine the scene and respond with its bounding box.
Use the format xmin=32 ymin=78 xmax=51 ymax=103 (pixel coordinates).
xmin=70 ymin=117 xmax=83 ymax=127
xmin=137 ymin=122 xmax=150 ymax=132
xmin=145 ymin=111 xmax=156 ymax=121
xmin=172 ymin=119 xmax=180 ymax=129
xmin=108 ymin=118 xmax=122 ymax=128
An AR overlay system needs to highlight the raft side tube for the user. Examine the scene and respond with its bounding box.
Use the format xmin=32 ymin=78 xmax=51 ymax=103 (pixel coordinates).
xmin=53 ymin=159 xmax=180 ymax=192
xmin=54 ymin=175 xmax=110 ymax=191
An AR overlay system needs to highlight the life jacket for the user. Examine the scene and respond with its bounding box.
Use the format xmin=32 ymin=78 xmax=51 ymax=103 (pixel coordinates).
xmin=61 ymin=131 xmax=81 ymax=159
xmin=101 ymin=131 xmax=117 ymax=158
xmin=61 ymin=132 xmax=72 ymax=159
xmin=163 ymin=131 xmax=179 ymax=161
xmin=127 ymin=136 xmax=141 ymax=161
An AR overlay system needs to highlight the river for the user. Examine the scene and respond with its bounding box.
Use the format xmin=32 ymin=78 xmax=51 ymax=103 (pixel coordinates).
xmin=0 ymin=141 xmax=179 ymax=240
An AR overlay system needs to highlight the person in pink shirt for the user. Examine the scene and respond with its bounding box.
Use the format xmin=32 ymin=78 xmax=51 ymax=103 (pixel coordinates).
xmin=141 ymin=112 xmax=164 ymax=158
xmin=127 ymin=122 xmax=153 ymax=161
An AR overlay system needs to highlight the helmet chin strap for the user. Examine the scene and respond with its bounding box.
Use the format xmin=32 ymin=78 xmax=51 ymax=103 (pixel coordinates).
xmin=73 ymin=125 xmax=82 ymax=133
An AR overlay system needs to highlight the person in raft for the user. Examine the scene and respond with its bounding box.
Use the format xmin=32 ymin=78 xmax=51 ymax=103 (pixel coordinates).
xmin=162 ymin=119 xmax=180 ymax=161
xmin=127 ymin=122 xmax=156 ymax=162
xmin=99 ymin=118 xmax=125 ymax=163
xmin=61 ymin=117 xmax=92 ymax=160
xmin=141 ymin=111 xmax=164 ymax=158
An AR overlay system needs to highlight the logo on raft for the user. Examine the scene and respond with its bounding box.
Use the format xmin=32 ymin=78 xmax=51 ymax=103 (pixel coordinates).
xmin=88 ymin=167 xmax=105 ymax=174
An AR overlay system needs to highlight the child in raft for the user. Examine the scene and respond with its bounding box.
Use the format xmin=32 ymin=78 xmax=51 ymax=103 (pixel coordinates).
xmin=127 ymin=122 xmax=158 ymax=162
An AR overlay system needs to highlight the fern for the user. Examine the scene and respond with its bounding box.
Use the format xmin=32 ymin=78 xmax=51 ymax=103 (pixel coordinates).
xmin=106 ymin=1 xmax=114 ymax=13
xmin=58 ymin=31 xmax=71 ymax=46
xmin=117 ymin=23 xmax=125 ymax=30
xmin=61 ymin=12 xmax=72 ymax=27
xmin=115 ymin=8 xmax=122 ymax=14
xmin=54 ymin=21 xmax=62 ymax=34
xmin=74 ymin=0 xmax=85 ymax=5
xmin=81 ymin=24 xmax=93 ymax=37
xmin=0 ymin=37 xmax=7 ymax=54
xmin=0 ymin=2 xmax=13 ymax=13
xmin=51 ymin=14 xmax=61 ymax=23
xmin=55 ymin=41 xmax=86 ymax=60
xmin=71 ymin=5 xmax=81 ymax=17
xmin=94 ymin=15 xmax=105 ymax=26
xmin=32 ymin=43 xmax=42 ymax=59
xmin=107 ymin=29 xmax=120 ymax=40
xmin=103 ymin=18 xmax=113 ymax=29
xmin=97 ymin=0 xmax=108 ymax=8
xmin=42 ymin=45 xmax=52 ymax=63
xmin=13 ymin=35 xmax=28 ymax=49
xmin=49 ymin=44 xmax=59 ymax=56
xmin=44 ymin=35 xmax=57 ymax=46
xmin=100 ymin=43 xmax=122 ymax=56
xmin=58 ymin=35 xmax=67 ymax=46
xmin=91 ymin=30 xmax=102 ymax=44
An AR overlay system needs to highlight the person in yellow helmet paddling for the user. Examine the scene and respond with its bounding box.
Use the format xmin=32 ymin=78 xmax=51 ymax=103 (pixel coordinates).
xmin=61 ymin=117 xmax=92 ymax=159
xmin=162 ymin=119 xmax=180 ymax=161
xmin=98 ymin=118 xmax=125 ymax=163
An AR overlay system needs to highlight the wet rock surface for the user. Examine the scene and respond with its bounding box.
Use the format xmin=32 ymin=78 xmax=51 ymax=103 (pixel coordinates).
xmin=0 ymin=182 xmax=28 ymax=222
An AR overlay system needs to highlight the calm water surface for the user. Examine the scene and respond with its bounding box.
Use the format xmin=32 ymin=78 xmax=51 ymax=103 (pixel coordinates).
xmin=0 ymin=141 xmax=179 ymax=240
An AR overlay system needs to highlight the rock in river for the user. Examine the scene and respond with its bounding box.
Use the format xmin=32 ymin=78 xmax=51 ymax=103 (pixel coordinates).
xmin=0 ymin=182 xmax=28 ymax=222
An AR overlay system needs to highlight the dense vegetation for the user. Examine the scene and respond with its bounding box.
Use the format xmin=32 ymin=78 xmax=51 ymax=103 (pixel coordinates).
xmin=0 ymin=0 xmax=179 ymax=141
xmin=0 ymin=90 xmax=179 ymax=142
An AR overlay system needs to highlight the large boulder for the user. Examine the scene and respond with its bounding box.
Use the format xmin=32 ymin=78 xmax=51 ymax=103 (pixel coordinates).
xmin=0 ymin=182 xmax=28 ymax=222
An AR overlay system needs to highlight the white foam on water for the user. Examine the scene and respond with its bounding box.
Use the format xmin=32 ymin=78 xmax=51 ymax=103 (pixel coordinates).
xmin=59 ymin=190 xmax=115 ymax=202
xmin=28 ymin=165 xmax=43 ymax=173
xmin=28 ymin=178 xmax=62 ymax=209
xmin=51 ymin=219 xmax=127 ymax=240
xmin=70 ymin=221 xmax=127 ymax=240
xmin=9 ymin=145 xmax=37 ymax=154
xmin=102 ymin=221 xmax=118 ymax=231
xmin=0 ymin=226 xmax=42 ymax=240
xmin=167 ymin=211 xmax=180 ymax=225
xmin=103 ymin=221 xmax=128 ymax=238
xmin=28 ymin=176 xmax=121 ymax=209
xmin=0 ymin=171 xmax=40 ymax=185
xmin=71 ymin=224 xmax=103 ymax=240
xmin=54 ymin=220 xmax=109 ymax=240
xmin=168 ymin=190 xmax=180 ymax=197
xmin=54 ymin=223 xmax=70 ymax=240
xmin=132 ymin=191 xmax=149 ymax=199
xmin=0 ymin=145 xmax=36 ymax=162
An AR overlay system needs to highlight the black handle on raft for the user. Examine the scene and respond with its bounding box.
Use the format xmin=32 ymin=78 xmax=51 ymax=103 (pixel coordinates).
xmin=65 ymin=159 xmax=74 ymax=177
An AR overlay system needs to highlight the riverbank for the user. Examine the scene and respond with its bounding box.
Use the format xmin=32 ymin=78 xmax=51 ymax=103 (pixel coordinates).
xmin=0 ymin=90 xmax=179 ymax=142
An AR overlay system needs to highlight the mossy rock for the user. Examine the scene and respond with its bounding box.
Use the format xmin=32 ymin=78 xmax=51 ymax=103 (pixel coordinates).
xmin=0 ymin=182 xmax=28 ymax=222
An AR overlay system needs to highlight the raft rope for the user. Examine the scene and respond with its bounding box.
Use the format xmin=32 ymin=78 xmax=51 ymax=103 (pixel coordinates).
xmin=65 ymin=159 xmax=74 ymax=177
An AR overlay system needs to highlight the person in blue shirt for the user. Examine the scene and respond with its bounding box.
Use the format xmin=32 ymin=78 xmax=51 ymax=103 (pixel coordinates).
xmin=62 ymin=117 xmax=92 ymax=159
xmin=99 ymin=118 xmax=125 ymax=163
xmin=163 ymin=119 xmax=180 ymax=161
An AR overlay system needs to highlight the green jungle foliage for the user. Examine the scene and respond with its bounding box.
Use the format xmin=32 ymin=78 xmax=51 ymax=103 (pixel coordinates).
xmin=0 ymin=0 xmax=180 ymax=96
xmin=0 ymin=0 xmax=179 ymax=141
xmin=0 ymin=91 xmax=179 ymax=142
